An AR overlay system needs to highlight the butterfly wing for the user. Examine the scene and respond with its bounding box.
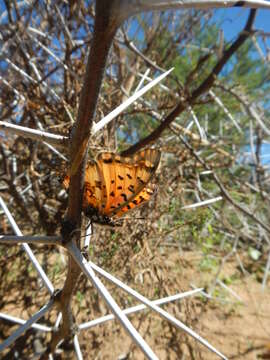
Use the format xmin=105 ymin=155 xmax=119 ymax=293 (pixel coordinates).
xmin=63 ymin=149 xmax=160 ymax=221
xmin=96 ymin=148 xmax=160 ymax=217
xmin=113 ymin=184 xmax=157 ymax=218
xmin=62 ymin=160 xmax=106 ymax=212
xmin=83 ymin=159 xmax=106 ymax=211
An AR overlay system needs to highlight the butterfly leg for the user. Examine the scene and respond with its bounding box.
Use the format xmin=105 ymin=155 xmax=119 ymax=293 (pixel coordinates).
xmin=85 ymin=219 xmax=93 ymax=234
xmin=81 ymin=219 xmax=93 ymax=253
xmin=84 ymin=206 xmax=117 ymax=226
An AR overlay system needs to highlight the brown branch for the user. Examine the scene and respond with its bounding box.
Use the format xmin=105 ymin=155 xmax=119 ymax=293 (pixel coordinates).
xmin=56 ymin=0 xmax=138 ymax=354
xmin=66 ymin=0 xmax=142 ymax=224
xmin=49 ymin=255 xmax=81 ymax=355
xmin=67 ymin=2 xmax=121 ymax=224
xmin=123 ymin=33 xmax=167 ymax=73
xmin=57 ymin=1 xmax=122 ymax=351
xmin=121 ymin=9 xmax=257 ymax=156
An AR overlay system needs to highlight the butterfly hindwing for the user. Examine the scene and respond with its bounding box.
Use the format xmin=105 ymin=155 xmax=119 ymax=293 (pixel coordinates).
xmin=97 ymin=152 xmax=137 ymax=215
xmin=63 ymin=160 xmax=106 ymax=211
xmin=96 ymin=149 xmax=160 ymax=217
xmin=113 ymin=184 xmax=156 ymax=218
xmin=131 ymin=148 xmax=160 ymax=199
xmin=83 ymin=160 xmax=106 ymax=211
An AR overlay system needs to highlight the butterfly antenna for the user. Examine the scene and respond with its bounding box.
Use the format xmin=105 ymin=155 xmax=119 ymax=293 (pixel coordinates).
xmin=121 ymin=216 xmax=146 ymax=221
xmin=80 ymin=220 xmax=93 ymax=240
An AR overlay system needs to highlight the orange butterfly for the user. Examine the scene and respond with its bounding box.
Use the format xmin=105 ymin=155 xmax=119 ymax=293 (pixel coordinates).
xmin=63 ymin=148 xmax=161 ymax=225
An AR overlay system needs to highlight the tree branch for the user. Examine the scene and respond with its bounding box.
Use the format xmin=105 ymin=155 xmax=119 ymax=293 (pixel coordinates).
xmin=134 ymin=0 xmax=270 ymax=12
xmin=121 ymin=9 xmax=257 ymax=156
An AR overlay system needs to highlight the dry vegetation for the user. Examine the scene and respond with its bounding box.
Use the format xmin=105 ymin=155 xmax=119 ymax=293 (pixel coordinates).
xmin=1 ymin=1 xmax=270 ymax=359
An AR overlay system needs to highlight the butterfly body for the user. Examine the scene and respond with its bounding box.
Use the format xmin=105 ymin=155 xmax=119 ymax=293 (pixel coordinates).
xmin=84 ymin=206 xmax=118 ymax=227
xmin=63 ymin=148 xmax=160 ymax=225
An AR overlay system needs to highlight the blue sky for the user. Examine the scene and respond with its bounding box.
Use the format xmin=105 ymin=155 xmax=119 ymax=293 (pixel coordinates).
xmin=213 ymin=7 xmax=270 ymax=42
xmin=0 ymin=2 xmax=269 ymax=41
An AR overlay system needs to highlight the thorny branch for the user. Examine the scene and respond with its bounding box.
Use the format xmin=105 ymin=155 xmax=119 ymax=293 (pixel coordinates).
xmin=178 ymin=134 xmax=270 ymax=234
xmin=121 ymin=9 xmax=257 ymax=156
xmin=1 ymin=1 xmax=270 ymax=358
xmin=56 ymin=0 xmax=139 ymax=353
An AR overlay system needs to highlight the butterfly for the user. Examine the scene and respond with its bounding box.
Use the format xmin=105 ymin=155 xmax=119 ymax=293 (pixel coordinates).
xmin=63 ymin=148 xmax=161 ymax=226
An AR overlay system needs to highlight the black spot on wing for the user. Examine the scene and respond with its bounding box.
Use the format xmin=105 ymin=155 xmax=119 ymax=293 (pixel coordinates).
xmin=110 ymin=191 xmax=115 ymax=197
xmin=128 ymin=185 xmax=135 ymax=193
xmin=118 ymin=175 xmax=124 ymax=180
xmin=137 ymin=176 xmax=145 ymax=185
xmin=121 ymin=193 xmax=128 ymax=201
